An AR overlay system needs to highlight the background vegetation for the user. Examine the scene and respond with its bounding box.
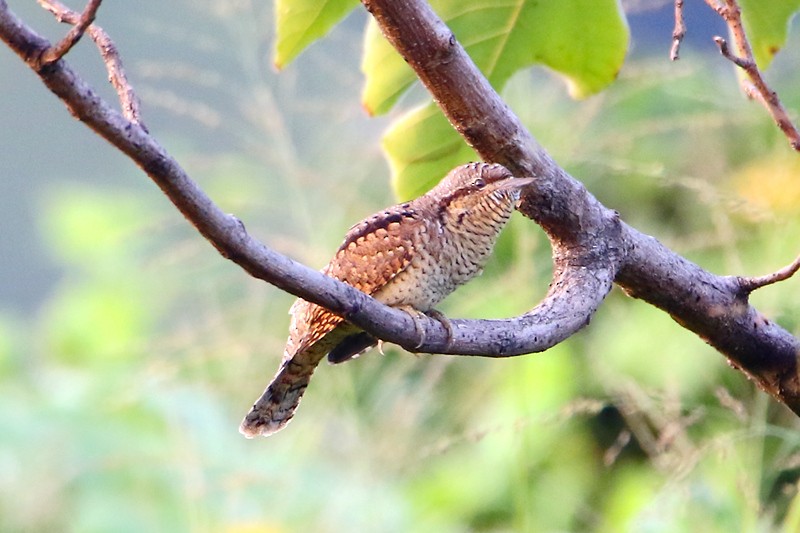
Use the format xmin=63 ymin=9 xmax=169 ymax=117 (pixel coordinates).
xmin=1 ymin=1 xmax=800 ymax=531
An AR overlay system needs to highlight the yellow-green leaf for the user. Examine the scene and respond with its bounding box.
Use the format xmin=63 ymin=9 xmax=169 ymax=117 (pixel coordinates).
xmin=363 ymin=0 xmax=629 ymax=115
xmin=739 ymin=0 xmax=800 ymax=69
xmin=361 ymin=19 xmax=416 ymax=116
xmin=365 ymin=0 xmax=629 ymax=196
xmin=383 ymin=103 xmax=478 ymax=201
xmin=274 ymin=0 xmax=358 ymax=69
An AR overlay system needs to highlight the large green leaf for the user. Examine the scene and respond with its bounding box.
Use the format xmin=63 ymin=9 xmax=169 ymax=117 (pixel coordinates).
xmin=274 ymin=0 xmax=358 ymax=68
xmin=739 ymin=0 xmax=800 ymax=69
xmin=364 ymin=0 xmax=629 ymax=195
xmin=364 ymin=0 xmax=628 ymax=115
xmin=361 ymin=18 xmax=414 ymax=116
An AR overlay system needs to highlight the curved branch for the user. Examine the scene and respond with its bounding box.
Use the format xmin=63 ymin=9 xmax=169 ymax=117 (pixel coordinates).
xmin=738 ymin=253 xmax=800 ymax=293
xmin=0 ymin=0 xmax=602 ymax=358
xmin=390 ymin=234 xmax=621 ymax=356
xmin=362 ymin=0 xmax=800 ymax=415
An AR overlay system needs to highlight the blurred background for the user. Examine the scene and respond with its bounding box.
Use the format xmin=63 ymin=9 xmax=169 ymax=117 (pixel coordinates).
xmin=2 ymin=0 xmax=800 ymax=531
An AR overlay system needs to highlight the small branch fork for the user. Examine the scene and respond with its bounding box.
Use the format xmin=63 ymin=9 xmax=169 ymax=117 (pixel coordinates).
xmin=674 ymin=0 xmax=800 ymax=151
xmin=36 ymin=0 xmax=144 ymax=127
xmin=1 ymin=0 xmax=800 ymax=413
xmin=38 ymin=0 xmax=100 ymax=64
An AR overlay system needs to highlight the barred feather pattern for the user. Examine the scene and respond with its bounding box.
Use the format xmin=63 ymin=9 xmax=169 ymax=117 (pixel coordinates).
xmin=239 ymin=163 xmax=531 ymax=437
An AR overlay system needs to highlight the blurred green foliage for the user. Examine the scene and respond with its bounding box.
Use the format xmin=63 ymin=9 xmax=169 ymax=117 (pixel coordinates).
xmin=1 ymin=1 xmax=800 ymax=532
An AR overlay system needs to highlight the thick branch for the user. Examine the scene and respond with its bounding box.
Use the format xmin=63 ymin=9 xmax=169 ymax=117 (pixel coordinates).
xmin=362 ymin=0 xmax=800 ymax=414
xmin=0 ymin=0 xmax=597 ymax=358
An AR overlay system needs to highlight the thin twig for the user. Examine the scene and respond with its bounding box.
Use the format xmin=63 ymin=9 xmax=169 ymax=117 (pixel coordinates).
xmin=670 ymin=0 xmax=685 ymax=61
xmin=39 ymin=0 xmax=101 ymax=64
xmin=705 ymin=0 xmax=800 ymax=151
xmin=738 ymin=253 xmax=800 ymax=293
xmin=712 ymin=36 xmax=748 ymax=68
xmin=38 ymin=0 xmax=144 ymax=127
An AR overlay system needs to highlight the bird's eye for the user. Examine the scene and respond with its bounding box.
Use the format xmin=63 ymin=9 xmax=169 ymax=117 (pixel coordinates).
xmin=473 ymin=178 xmax=486 ymax=188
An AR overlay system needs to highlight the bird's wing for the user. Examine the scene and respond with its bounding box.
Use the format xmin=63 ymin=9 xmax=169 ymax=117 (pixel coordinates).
xmin=285 ymin=206 xmax=422 ymax=358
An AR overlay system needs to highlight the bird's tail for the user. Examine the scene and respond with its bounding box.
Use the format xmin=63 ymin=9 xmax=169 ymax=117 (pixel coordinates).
xmin=239 ymin=345 xmax=327 ymax=438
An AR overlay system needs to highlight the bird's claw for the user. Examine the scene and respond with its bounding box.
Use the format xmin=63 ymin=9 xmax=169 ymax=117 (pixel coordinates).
xmin=425 ymin=308 xmax=454 ymax=351
xmin=397 ymin=306 xmax=453 ymax=352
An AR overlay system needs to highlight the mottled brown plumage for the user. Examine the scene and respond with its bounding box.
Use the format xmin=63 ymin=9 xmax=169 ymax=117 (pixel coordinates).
xmin=240 ymin=163 xmax=533 ymax=437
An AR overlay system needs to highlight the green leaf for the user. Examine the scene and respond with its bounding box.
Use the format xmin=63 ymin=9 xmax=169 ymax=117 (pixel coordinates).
xmin=739 ymin=0 xmax=800 ymax=69
xmin=363 ymin=0 xmax=629 ymax=115
xmin=383 ymin=103 xmax=478 ymax=201
xmin=274 ymin=0 xmax=359 ymax=69
xmin=361 ymin=19 xmax=415 ymax=116
xmin=364 ymin=0 xmax=629 ymax=195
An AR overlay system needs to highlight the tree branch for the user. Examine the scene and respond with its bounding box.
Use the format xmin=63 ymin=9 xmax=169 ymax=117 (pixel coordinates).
xmin=738 ymin=253 xmax=800 ymax=293
xmin=705 ymin=0 xmax=800 ymax=151
xmin=361 ymin=0 xmax=800 ymax=415
xmin=0 ymin=0 xmax=602 ymax=358
xmin=38 ymin=0 xmax=101 ymax=64
xmin=670 ymin=0 xmax=686 ymax=61
xmin=37 ymin=0 xmax=144 ymax=126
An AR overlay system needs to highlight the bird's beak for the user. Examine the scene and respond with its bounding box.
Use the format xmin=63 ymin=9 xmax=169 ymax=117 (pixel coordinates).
xmin=490 ymin=176 xmax=536 ymax=192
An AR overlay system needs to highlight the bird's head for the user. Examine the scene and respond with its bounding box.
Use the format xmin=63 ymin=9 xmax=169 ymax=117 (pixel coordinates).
xmin=431 ymin=162 xmax=535 ymax=221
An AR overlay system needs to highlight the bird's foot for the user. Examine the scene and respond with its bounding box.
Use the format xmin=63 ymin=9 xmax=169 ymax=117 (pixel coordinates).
xmin=397 ymin=306 xmax=453 ymax=352
xmin=396 ymin=305 xmax=427 ymax=351
xmin=424 ymin=308 xmax=454 ymax=352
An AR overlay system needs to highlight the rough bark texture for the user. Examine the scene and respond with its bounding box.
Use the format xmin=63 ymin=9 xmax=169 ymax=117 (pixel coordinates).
xmin=362 ymin=0 xmax=800 ymax=414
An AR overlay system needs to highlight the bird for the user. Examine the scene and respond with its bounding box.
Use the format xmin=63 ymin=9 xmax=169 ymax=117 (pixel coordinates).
xmin=239 ymin=162 xmax=534 ymax=438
